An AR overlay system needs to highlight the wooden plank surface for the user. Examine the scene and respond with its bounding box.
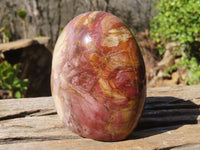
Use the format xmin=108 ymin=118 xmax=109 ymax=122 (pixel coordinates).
xmin=0 ymin=85 xmax=200 ymax=150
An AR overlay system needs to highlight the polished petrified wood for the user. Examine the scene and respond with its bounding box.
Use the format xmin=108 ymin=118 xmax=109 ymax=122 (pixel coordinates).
xmin=51 ymin=11 xmax=146 ymax=141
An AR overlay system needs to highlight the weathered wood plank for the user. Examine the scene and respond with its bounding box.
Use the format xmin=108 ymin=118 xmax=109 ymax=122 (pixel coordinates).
xmin=0 ymin=97 xmax=55 ymax=120
xmin=0 ymin=123 xmax=199 ymax=150
xmin=147 ymin=85 xmax=200 ymax=100
xmin=0 ymin=85 xmax=200 ymax=149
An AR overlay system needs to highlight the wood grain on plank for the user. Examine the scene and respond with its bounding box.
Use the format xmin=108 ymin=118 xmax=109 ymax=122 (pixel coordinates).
xmin=0 ymin=85 xmax=200 ymax=150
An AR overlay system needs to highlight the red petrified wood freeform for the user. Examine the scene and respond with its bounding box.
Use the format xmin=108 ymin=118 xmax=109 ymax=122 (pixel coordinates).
xmin=51 ymin=11 xmax=146 ymax=141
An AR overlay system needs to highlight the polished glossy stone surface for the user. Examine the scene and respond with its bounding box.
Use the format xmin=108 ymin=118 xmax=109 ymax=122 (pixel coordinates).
xmin=51 ymin=11 xmax=146 ymax=141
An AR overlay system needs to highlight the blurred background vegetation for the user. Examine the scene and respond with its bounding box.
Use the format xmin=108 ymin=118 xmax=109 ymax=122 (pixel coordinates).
xmin=0 ymin=0 xmax=199 ymax=98
xmin=151 ymin=0 xmax=200 ymax=85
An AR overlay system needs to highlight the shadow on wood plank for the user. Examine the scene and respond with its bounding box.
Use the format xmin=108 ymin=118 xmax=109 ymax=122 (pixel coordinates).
xmin=128 ymin=96 xmax=200 ymax=139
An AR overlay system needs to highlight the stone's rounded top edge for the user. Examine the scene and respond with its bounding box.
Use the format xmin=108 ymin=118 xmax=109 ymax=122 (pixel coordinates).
xmin=73 ymin=11 xmax=135 ymax=38
xmin=76 ymin=11 xmax=108 ymax=16
xmin=72 ymin=11 xmax=121 ymax=22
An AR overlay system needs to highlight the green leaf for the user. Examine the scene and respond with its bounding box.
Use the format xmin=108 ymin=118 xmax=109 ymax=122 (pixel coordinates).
xmin=14 ymin=91 xmax=21 ymax=98
xmin=17 ymin=9 xmax=27 ymax=20
xmin=0 ymin=61 xmax=29 ymax=98
xmin=4 ymin=72 xmax=14 ymax=85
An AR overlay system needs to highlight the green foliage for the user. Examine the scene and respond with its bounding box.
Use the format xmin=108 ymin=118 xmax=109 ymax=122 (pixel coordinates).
xmin=17 ymin=9 xmax=27 ymax=20
xmin=164 ymin=65 xmax=177 ymax=75
xmin=0 ymin=61 xmax=29 ymax=98
xmin=36 ymin=34 xmax=43 ymax=37
xmin=4 ymin=29 xmax=11 ymax=41
xmin=0 ymin=27 xmax=11 ymax=42
xmin=151 ymin=0 xmax=200 ymax=84
xmin=177 ymin=57 xmax=200 ymax=85
xmin=60 ymin=27 xmax=64 ymax=32
xmin=151 ymin=0 xmax=200 ymax=54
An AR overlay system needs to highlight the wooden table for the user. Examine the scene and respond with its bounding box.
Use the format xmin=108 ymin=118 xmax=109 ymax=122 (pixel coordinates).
xmin=0 ymin=85 xmax=200 ymax=150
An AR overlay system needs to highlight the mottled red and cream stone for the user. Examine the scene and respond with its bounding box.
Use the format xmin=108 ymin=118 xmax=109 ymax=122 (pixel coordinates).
xmin=51 ymin=11 xmax=146 ymax=141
